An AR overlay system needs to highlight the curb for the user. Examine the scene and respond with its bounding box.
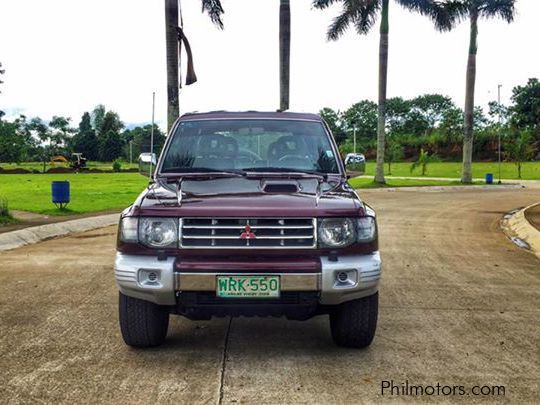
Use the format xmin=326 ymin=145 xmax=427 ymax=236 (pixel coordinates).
xmin=361 ymin=184 xmax=524 ymax=193
xmin=501 ymin=203 xmax=540 ymax=259
xmin=0 ymin=213 xmax=120 ymax=252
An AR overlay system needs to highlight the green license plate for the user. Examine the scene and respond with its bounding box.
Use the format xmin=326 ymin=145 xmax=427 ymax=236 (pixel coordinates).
xmin=216 ymin=275 xmax=280 ymax=298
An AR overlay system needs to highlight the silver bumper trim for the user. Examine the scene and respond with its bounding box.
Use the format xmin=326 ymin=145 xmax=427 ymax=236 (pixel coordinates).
xmin=114 ymin=254 xmax=176 ymax=305
xmin=114 ymin=252 xmax=381 ymax=306
xmin=319 ymin=252 xmax=381 ymax=305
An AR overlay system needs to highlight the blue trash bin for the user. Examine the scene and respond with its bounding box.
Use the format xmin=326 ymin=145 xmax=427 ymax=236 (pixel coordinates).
xmin=485 ymin=173 xmax=493 ymax=184
xmin=52 ymin=181 xmax=70 ymax=208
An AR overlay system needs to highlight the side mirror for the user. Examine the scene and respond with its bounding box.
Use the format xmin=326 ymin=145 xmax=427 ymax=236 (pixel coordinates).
xmin=344 ymin=154 xmax=366 ymax=176
xmin=138 ymin=153 xmax=157 ymax=177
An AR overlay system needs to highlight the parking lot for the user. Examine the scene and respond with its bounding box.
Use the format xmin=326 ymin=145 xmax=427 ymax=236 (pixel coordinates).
xmin=0 ymin=188 xmax=539 ymax=404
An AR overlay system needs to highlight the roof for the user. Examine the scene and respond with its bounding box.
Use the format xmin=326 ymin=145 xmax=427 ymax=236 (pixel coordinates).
xmin=179 ymin=111 xmax=322 ymax=121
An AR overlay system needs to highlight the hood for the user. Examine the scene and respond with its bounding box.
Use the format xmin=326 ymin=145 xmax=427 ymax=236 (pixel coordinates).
xmin=132 ymin=177 xmax=365 ymax=217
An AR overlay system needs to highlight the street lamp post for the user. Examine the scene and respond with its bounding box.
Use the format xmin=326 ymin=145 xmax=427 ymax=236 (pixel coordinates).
xmin=497 ymin=84 xmax=502 ymax=184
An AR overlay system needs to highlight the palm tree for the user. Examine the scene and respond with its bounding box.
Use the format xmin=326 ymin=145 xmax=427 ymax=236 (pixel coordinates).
xmin=165 ymin=0 xmax=180 ymax=132
xmin=410 ymin=148 xmax=439 ymax=176
xmin=164 ymin=0 xmax=225 ymax=131
xmin=414 ymin=0 xmax=516 ymax=183
xmin=279 ymin=0 xmax=291 ymax=111
xmin=313 ymin=0 xmax=434 ymax=184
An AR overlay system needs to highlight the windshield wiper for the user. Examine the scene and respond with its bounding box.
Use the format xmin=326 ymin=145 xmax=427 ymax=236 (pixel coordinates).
xmin=242 ymin=167 xmax=328 ymax=180
xmin=160 ymin=167 xmax=247 ymax=177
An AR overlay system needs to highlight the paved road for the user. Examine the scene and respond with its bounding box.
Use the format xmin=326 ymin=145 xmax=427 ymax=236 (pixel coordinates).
xmin=1 ymin=189 xmax=539 ymax=404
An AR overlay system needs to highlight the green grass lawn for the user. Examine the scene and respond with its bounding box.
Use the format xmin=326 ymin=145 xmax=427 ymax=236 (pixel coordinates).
xmin=0 ymin=173 xmax=148 ymax=215
xmin=349 ymin=177 xmax=482 ymax=188
xmin=364 ymin=161 xmax=540 ymax=180
xmin=3 ymin=161 xmax=539 ymax=179
xmin=0 ymin=160 xmax=138 ymax=172
xmin=3 ymin=161 xmax=539 ymax=178
xmin=0 ymin=163 xmax=531 ymax=217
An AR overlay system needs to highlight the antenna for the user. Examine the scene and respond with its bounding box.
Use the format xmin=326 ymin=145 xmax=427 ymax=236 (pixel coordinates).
xmin=149 ymin=91 xmax=156 ymax=177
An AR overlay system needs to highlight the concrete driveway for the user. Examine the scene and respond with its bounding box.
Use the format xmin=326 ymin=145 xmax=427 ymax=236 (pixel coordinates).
xmin=1 ymin=188 xmax=539 ymax=404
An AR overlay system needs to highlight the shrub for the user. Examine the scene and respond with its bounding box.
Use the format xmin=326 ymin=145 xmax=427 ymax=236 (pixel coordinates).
xmin=385 ymin=141 xmax=404 ymax=175
xmin=0 ymin=196 xmax=9 ymax=217
xmin=410 ymin=148 xmax=439 ymax=176
xmin=505 ymin=130 xmax=535 ymax=179
xmin=112 ymin=160 xmax=122 ymax=172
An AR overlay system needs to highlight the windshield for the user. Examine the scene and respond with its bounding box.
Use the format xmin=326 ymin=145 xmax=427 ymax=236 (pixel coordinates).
xmin=160 ymin=119 xmax=340 ymax=174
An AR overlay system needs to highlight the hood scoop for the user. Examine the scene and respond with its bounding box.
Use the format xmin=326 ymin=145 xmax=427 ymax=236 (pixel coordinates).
xmin=260 ymin=179 xmax=301 ymax=193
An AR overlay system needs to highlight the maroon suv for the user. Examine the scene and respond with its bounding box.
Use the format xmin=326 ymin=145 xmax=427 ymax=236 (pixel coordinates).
xmin=115 ymin=111 xmax=381 ymax=348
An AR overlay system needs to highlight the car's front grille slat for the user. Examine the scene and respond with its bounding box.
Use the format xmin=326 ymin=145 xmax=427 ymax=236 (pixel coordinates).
xmin=180 ymin=218 xmax=316 ymax=249
xmin=182 ymin=225 xmax=313 ymax=230
xmin=182 ymin=235 xmax=312 ymax=240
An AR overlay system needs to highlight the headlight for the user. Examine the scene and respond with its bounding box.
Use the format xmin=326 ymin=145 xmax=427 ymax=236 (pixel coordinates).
xmin=138 ymin=217 xmax=178 ymax=248
xmin=318 ymin=218 xmax=356 ymax=248
xmin=119 ymin=217 xmax=138 ymax=243
xmin=318 ymin=217 xmax=377 ymax=248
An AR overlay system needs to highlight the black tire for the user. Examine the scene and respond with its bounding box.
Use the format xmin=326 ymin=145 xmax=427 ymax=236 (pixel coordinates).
xmin=330 ymin=292 xmax=378 ymax=348
xmin=119 ymin=292 xmax=169 ymax=348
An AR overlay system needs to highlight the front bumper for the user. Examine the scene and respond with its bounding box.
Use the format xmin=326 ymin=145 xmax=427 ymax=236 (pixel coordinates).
xmin=114 ymin=252 xmax=381 ymax=306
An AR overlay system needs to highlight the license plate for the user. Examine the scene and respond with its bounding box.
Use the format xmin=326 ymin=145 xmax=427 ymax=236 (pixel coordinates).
xmin=216 ymin=275 xmax=280 ymax=298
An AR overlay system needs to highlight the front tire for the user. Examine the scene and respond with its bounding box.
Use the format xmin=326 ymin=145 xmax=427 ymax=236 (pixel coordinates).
xmin=119 ymin=292 xmax=169 ymax=348
xmin=330 ymin=292 xmax=378 ymax=348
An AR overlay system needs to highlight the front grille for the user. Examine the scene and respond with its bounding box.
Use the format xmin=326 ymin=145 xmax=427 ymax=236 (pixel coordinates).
xmin=175 ymin=291 xmax=320 ymax=319
xmin=181 ymin=291 xmax=319 ymax=306
xmin=180 ymin=218 xmax=316 ymax=249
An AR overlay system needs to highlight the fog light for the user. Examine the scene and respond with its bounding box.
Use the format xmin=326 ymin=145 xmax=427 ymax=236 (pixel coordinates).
xmin=138 ymin=269 xmax=161 ymax=287
xmin=334 ymin=269 xmax=358 ymax=288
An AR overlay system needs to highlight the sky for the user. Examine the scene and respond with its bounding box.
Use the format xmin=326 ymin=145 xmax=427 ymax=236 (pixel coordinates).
xmin=1 ymin=0 xmax=539 ymax=130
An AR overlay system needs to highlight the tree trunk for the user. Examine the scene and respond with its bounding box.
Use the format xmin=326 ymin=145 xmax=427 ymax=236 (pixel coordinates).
xmin=462 ymin=12 xmax=478 ymax=184
xmin=374 ymin=0 xmax=389 ymax=184
xmin=165 ymin=0 xmax=179 ymax=132
xmin=279 ymin=0 xmax=291 ymax=111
